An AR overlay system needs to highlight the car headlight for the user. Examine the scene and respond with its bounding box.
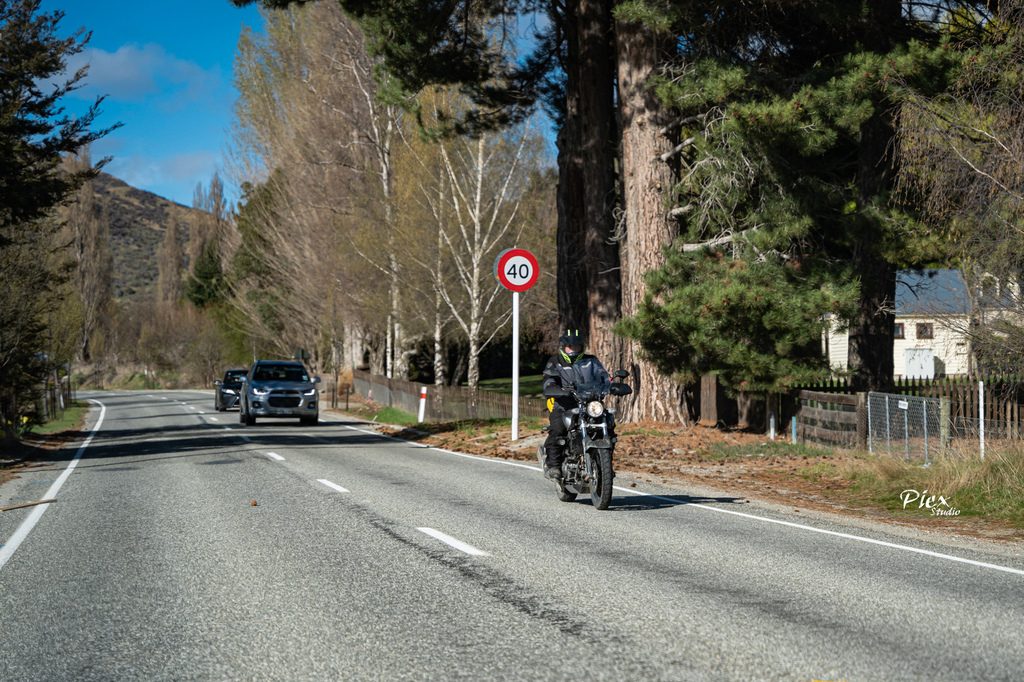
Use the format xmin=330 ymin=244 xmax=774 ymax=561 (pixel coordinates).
xmin=251 ymin=386 xmax=269 ymax=396
xmin=303 ymin=388 xmax=316 ymax=396
xmin=586 ymin=400 xmax=605 ymax=418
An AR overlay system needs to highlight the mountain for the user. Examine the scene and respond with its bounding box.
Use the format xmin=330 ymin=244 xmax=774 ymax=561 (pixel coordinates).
xmin=92 ymin=172 xmax=204 ymax=300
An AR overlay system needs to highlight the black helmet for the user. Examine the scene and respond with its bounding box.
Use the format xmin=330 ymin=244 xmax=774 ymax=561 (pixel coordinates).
xmin=559 ymin=329 xmax=585 ymax=363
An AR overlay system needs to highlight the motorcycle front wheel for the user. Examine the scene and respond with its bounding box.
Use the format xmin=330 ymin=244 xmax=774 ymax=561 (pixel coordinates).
xmin=588 ymin=448 xmax=613 ymax=510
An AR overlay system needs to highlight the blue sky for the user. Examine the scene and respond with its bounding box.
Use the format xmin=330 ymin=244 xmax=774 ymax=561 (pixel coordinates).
xmin=43 ymin=0 xmax=264 ymax=206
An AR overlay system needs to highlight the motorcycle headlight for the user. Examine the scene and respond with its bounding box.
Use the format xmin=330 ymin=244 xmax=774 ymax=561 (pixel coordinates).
xmin=251 ymin=386 xmax=269 ymax=396
xmin=586 ymin=400 xmax=605 ymax=418
xmin=223 ymin=388 xmax=237 ymax=395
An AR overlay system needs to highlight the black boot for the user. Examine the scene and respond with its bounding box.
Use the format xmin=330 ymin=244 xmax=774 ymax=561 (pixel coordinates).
xmin=543 ymin=448 xmax=563 ymax=481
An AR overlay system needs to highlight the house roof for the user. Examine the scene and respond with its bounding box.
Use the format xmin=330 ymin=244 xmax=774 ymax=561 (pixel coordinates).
xmin=896 ymin=268 xmax=1015 ymax=315
xmin=896 ymin=269 xmax=967 ymax=316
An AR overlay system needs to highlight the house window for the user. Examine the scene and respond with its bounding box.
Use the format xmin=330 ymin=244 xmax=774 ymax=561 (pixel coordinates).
xmin=894 ymin=323 xmax=904 ymax=339
xmin=916 ymin=323 xmax=934 ymax=340
xmin=981 ymin=277 xmax=998 ymax=302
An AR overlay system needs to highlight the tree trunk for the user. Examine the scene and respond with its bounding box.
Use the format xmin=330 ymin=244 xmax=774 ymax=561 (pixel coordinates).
xmin=556 ymin=0 xmax=589 ymax=336
xmin=848 ymin=0 xmax=900 ymax=393
xmin=614 ymin=16 xmax=691 ymax=424
xmin=433 ymin=292 xmax=447 ymax=386
xmin=848 ymin=235 xmax=896 ymax=392
xmin=467 ymin=329 xmax=480 ymax=389
xmin=578 ymin=0 xmax=622 ymax=366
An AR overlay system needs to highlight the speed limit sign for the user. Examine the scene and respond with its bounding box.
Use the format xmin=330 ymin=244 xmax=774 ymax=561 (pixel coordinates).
xmin=494 ymin=248 xmax=539 ymax=292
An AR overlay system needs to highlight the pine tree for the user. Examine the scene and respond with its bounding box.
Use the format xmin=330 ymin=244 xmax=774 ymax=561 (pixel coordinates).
xmin=0 ymin=0 xmax=118 ymax=441
xmin=615 ymin=0 xmax=970 ymax=394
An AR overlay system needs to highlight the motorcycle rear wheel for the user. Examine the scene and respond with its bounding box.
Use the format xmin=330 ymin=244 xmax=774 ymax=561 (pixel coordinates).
xmin=589 ymin=448 xmax=613 ymax=510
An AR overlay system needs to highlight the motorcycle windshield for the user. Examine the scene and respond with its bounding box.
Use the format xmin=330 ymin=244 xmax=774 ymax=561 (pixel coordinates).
xmin=571 ymin=363 xmax=610 ymax=400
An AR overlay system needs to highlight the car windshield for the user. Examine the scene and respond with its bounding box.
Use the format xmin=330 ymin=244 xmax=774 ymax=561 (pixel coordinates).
xmin=253 ymin=364 xmax=309 ymax=383
xmin=224 ymin=371 xmax=246 ymax=383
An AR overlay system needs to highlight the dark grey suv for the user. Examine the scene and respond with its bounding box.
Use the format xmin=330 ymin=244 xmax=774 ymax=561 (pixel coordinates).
xmin=239 ymin=360 xmax=320 ymax=426
xmin=214 ymin=368 xmax=247 ymax=411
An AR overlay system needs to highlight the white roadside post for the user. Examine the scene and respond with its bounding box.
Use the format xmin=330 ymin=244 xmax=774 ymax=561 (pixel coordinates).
xmin=418 ymin=386 xmax=427 ymax=423
xmin=494 ymin=248 xmax=539 ymax=441
xmin=979 ymin=380 xmax=985 ymax=460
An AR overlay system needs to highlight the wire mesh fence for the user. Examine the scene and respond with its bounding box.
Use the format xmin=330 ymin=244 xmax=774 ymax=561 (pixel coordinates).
xmin=868 ymin=392 xmax=942 ymax=461
xmin=868 ymin=391 xmax=1024 ymax=460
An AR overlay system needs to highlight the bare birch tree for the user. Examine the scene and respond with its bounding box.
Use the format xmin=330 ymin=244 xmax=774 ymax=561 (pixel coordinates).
xmin=427 ymin=97 xmax=546 ymax=387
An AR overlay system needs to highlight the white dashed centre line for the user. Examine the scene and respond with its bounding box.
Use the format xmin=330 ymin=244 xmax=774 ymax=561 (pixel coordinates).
xmin=267 ymin=452 xmax=285 ymax=461
xmin=417 ymin=528 xmax=489 ymax=556
xmin=209 ymin=417 xmax=218 ymax=421
xmin=317 ymin=479 xmax=349 ymax=493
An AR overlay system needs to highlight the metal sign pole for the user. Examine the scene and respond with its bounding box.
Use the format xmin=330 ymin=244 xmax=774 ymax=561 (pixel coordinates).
xmin=512 ymin=291 xmax=520 ymax=441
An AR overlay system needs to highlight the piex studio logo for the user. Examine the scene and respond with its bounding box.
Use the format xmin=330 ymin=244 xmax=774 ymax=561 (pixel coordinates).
xmin=901 ymin=489 xmax=961 ymax=517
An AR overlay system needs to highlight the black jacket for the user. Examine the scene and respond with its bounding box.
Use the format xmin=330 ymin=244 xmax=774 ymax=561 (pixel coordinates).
xmin=542 ymin=353 xmax=610 ymax=412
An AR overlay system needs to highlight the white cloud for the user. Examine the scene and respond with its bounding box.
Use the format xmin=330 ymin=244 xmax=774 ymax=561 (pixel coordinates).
xmin=105 ymin=151 xmax=222 ymax=204
xmin=65 ymin=43 xmax=222 ymax=107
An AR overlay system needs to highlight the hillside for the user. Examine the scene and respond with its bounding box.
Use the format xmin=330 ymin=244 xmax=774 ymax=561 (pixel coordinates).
xmin=92 ymin=172 xmax=204 ymax=300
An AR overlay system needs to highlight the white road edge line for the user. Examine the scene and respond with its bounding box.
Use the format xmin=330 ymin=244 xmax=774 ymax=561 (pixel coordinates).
xmin=267 ymin=452 xmax=285 ymax=461
xmin=608 ymin=485 xmax=1024 ymax=577
xmin=0 ymin=399 xmax=107 ymax=571
xmin=317 ymin=479 xmax=349 ymax=493
xmin=344 ymin=424 xmax=1024 ymax=577
xmin=417 ymin=527 xmax=490 ymax=556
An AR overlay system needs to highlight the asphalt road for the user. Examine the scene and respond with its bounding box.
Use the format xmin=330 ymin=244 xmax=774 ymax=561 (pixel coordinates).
xmin=1 ymin=391 xmax=1023 ymax=681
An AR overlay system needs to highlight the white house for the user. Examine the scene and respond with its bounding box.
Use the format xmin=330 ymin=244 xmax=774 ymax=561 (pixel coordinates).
xmin=824 ymin=269 xmax=1004 ymax=379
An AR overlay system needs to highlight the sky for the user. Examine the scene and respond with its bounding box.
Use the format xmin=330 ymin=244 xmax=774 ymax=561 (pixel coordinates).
xmin=42 ymin=0 xmax=265 ymax=206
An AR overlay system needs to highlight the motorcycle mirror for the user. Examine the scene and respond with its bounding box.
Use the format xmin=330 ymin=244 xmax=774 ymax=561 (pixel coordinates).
xmin=614 ymin=370 xmax=629 ymax=378
xmin=542 ymin=368 xmax=560 ymax=378
xmin=610 ymin=383 xmax=632 ymax=396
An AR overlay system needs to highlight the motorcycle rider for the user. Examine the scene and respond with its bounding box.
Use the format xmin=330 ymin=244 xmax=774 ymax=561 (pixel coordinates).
xmin=541 ymin=329 xmax=611 ymax=481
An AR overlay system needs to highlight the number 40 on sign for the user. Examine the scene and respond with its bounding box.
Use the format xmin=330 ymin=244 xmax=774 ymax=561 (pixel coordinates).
xmin=495 ymin=248 xmax=539 ymax=292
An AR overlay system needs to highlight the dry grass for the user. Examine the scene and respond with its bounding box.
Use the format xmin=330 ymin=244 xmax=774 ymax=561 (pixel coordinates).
xmin=826 ymin=445 xmax=1024 ymax=525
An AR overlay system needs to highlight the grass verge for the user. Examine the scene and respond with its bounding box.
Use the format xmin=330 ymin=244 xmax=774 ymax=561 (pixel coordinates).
xmin=1 ymin=400 xmax=91 ymax=486
xmin=801 ymin=447 xmax=1024 ymax=527
xmin=704 ymin=440 xmax=830 ymax=461
xmin=30 ymin=400 xmax=91 ymax=435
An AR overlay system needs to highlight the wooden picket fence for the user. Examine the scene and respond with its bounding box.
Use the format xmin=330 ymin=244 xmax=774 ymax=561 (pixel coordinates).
xmin=787 ymin=375 xmax=1024 ymax=449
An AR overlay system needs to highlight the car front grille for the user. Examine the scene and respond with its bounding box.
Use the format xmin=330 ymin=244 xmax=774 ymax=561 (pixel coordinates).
xmin=268 ymin=396 xmax=301 ymax=408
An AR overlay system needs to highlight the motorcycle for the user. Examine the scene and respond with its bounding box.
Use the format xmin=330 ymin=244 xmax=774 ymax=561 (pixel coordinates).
xmin=537 ymin=365 xmax=632 ymax=510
